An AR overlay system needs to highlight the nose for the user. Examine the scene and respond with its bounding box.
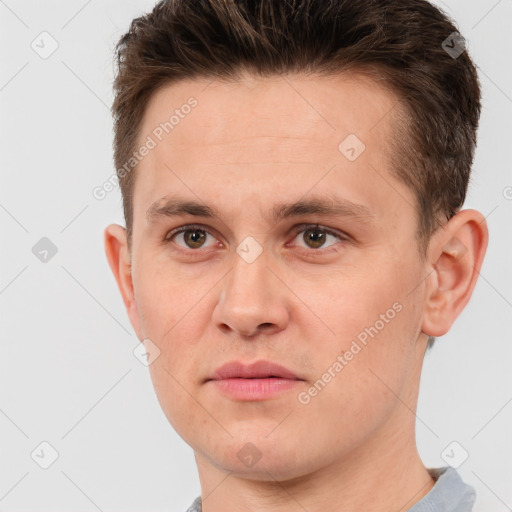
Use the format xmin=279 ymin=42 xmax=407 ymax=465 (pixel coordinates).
xmin=212 ymin=246 xmax=290 ymax=338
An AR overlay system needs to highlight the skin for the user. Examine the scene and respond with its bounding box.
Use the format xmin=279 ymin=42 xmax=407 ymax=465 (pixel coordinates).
xmin=104 ymin=71 xmax=488 ymax=511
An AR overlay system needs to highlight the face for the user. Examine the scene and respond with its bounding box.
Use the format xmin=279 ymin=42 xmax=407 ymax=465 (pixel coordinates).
xmin=120 ymin=72 xmax=432 ymax=480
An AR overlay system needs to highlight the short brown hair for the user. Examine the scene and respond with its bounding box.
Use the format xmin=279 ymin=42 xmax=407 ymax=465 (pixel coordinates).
xmin=112 ymin=0 xmax=481 ymax=255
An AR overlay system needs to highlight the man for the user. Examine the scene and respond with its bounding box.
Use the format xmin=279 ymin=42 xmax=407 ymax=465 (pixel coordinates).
xmin=104 ymin=0 xmax=488 ymax=510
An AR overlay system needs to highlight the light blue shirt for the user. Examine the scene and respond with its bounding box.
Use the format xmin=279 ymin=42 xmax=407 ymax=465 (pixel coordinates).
xmin=184 ymin=466 xmax=475 ymax=511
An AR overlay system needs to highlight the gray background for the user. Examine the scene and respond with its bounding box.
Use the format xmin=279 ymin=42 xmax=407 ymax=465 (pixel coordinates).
xmin=1 ymin=0 xmax=511 ymax=510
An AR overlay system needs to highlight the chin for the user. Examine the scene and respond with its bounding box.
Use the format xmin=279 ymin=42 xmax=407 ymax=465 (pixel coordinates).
xmin=202 ymin=435 xmax=319 ymax=482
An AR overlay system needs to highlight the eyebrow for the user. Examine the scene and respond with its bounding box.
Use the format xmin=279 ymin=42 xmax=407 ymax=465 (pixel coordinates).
xmin=146 ymin=194 xmax=375 ymax=225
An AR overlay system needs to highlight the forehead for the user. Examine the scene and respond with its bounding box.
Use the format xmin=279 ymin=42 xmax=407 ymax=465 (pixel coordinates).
xmin=141 ymin=71 xmax=398 ymax=153
xmin=132 ymin=72 xmax=411 ymax=230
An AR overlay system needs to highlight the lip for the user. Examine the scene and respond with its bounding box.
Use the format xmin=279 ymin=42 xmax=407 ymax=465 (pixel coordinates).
xmin=208 ymin=360 xmax=301 ymax=381
xmin=206 ymin=360 xmax=303 ymax=401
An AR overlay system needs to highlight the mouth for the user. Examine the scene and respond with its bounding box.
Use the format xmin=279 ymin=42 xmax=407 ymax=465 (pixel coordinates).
xmin=205 ymin=360 xmax=303 ymax=401
xmin=206 ymin=360 xmax=302 ymax=381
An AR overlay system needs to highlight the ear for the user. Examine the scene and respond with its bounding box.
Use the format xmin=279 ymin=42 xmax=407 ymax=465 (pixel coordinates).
xmin=422 ymin=209 xmax=489 ymax=338
xmin=104 ymin=224 xmax=143 ymax=341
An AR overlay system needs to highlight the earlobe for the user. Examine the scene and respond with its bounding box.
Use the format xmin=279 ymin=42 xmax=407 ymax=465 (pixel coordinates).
xmin=422 ymin=210 xmax=488 ymax=338
xmin=104 ymin=224 xmax=143 ymax=340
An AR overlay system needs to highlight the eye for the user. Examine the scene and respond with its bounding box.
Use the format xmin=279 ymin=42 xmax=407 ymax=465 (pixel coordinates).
xmin=163 ymin=223 xmax=347 ymax=254
xmin=164 ymin=224 xmax=219 ymax=250
xmin=289 ymin=224 xmax=346 ymax=251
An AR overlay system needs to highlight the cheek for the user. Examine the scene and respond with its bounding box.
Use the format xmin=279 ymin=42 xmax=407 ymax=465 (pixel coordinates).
xmin=300 ymin=254 xmax=419 ymax=342
xmin=147 ymin=361 xmax=206 ymax=447
xmin=305 ymin=254 xmax=424 ymax=393
xmin=133 ymin=259 xmax=207 ymax=341
xmin=293 ymin=301 xmax=420 ymax=454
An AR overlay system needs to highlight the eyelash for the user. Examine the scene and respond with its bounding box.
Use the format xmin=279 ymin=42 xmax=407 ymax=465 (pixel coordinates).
xmin=162 ymin=223 xmax=348 ymax=255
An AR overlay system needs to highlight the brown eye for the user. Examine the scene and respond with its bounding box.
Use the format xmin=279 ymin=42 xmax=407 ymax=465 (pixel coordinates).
xmin=182 ymin=228 xmax=207 ymax=248
xmin=165 ymin=225 xmax=218 ymax=250
xmin=303 ymin=227 xmax=327 ymax=249
xmin=290 ymin=224 xmax=345 ymax=252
